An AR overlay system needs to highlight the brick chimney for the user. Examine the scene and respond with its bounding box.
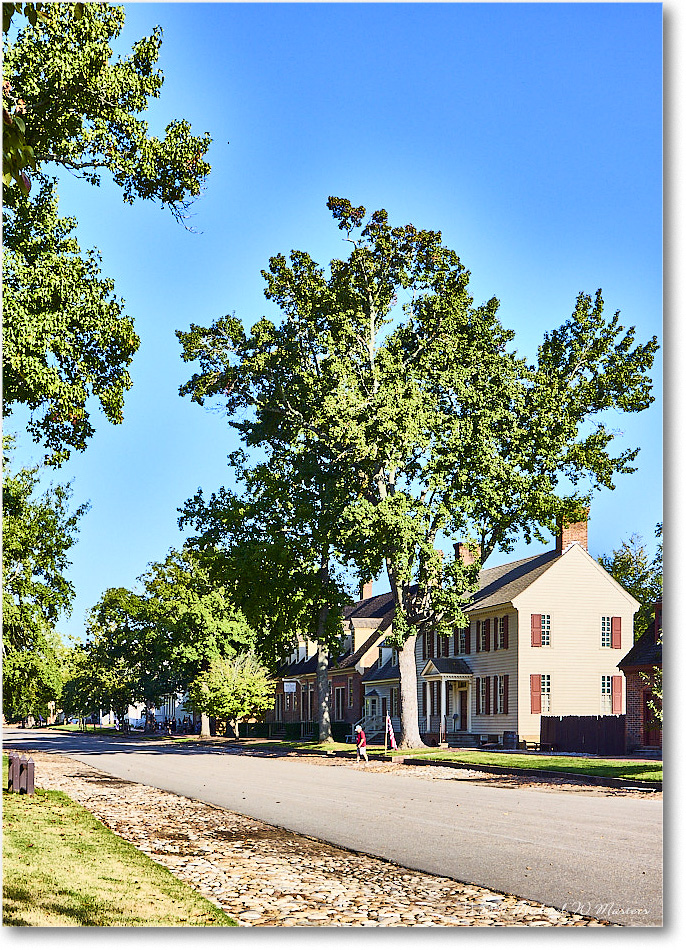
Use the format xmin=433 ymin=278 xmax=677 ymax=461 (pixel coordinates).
xmin=359 ymin=580 xmax=373 ymax=601
xmin=454 ymin=542 xmax=481 ymax=566
xmin=555 ymin=512 xmax=589 ymax=553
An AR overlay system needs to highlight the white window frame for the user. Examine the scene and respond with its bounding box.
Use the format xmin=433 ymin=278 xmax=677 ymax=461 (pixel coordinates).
xmin=348 ymin=676 xmax=354 ymax=707
xmin=601 ymin=616 xmax=612 ymax=648
xmin=458 ymin=629 xmax=467 ymax=655
xmin=540 ymin=673 xmax=551 ymax=712
xmin=541 ymin=614 xmax=551 ymax=647
xmin=601 ymin=675 xmax=613 ymax=714
xmin=498 ymin=616 xmax=506 ymax=649
xmin=479 ymin=678 xmax=488 ymax=714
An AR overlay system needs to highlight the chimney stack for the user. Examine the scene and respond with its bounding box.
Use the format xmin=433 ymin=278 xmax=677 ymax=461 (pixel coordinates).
xmin=555 ymin=511 xmax=589 ymax=553
xmin=359 ymin=580 xmax=373 ymax=601
xmin=454 ymin=542 xmax=481 ymax=566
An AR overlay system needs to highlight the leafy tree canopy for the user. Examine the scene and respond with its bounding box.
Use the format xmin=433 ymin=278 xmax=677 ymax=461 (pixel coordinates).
xmin=186 ymin=653 xmax=274 ymax=728
xmin=599 ymin=524 xmax=662 ymax=640
xmin=2 ymin=438 xmax=85 ymax=718
xmin=3 ymin=3 xmax=212 ymax=464
xmin=178 ymin=197 xmax=658 ymax=746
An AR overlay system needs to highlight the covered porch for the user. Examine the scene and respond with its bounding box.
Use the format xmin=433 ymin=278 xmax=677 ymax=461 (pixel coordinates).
xmin=420 ymin=658 xmax=473 ymax=742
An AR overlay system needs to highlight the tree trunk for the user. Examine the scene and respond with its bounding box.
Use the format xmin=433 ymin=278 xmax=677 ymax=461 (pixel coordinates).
xmin=316 ymin=641 xmax=333 ymax=744
xmin=397 ymin=634 xmax=426 ymax=749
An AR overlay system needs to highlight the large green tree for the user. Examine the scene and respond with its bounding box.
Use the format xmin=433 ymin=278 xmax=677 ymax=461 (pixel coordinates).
xmin=3 ymin=2 xmax=211 ymax=465
xmin=180 ymin=452 xmax=357 ymax=743
xmin=178 ymin=198 xmax=657 ymax=748
xmin=2 ymin=440 xmax=86 ymax=720
xmin=599 ymin=524 xmax=662 ymax=640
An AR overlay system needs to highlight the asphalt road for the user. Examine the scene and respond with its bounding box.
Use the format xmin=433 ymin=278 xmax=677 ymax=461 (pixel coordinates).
xmin=4 ymin=729 xmax=663 ymax=926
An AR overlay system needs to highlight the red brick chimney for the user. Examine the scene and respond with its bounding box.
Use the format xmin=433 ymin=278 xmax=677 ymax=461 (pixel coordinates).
xmin=454 ymin=542 xmax=481 ymax=566
xmin=359 ymin=580 xmax=373 ymax=601
xmin=555 ymin=512 xmax=589 ymax=553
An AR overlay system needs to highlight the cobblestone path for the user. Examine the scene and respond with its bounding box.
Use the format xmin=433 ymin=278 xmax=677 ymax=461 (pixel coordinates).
xmin=19 ymin=749 xmax=623 ymax=927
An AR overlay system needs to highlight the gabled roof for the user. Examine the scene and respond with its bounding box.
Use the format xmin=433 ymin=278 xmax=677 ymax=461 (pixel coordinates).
xmin=276 ymin=654 xmax=319 ymax=678
xmin=362 ymin=658 xmax=399 ymax=683
xmin=421 ymin=657 xmax=473 ymax=677
xmin=468 ymin=550 xmax=561 ymax=611
xmin=343 ymin=590 xmax=395 ymax=622
xmin=618 ymin=629 xmax=662 ymax=671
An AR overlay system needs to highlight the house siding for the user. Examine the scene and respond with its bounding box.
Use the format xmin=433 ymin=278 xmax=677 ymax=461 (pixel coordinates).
xmin=513 ymin=545 xmax=634 ymax=742
xmin=466 ymin=610 xmax=519 ymax=736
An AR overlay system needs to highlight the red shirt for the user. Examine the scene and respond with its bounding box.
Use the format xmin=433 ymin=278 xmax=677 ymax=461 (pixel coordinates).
xmin=356 ymin=729 xmax=366 ymax=748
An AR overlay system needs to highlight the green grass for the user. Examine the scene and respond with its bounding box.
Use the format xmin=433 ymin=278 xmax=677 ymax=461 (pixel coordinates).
xmin=2 ymin=755 xmax=236 ymax=927
xmin=385 ymin=747 xmax=662 ymax=782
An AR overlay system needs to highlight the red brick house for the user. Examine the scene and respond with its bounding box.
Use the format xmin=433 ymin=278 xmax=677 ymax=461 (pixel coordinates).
xmin=618 ymin=601 xmax=662 ymax=753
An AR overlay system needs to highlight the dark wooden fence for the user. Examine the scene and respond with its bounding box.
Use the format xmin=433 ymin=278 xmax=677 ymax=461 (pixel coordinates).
xmin=540 ymin=715 xmax=626 ymax=756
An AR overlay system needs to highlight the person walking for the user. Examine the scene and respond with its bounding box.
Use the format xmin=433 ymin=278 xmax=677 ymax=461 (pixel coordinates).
xmin=355 ymin=724 xmax=368 ymax=764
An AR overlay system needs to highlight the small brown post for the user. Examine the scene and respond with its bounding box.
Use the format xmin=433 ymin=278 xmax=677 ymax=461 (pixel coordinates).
xmin=20 ymin=757 xmax=35 ymax=795
xmin=9 ymin=753 xmax=21 ymax=792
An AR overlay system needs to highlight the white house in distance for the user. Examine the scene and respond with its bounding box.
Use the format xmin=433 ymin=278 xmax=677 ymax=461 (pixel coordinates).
xmin=357 ymin=516 xmax=640 ymax=746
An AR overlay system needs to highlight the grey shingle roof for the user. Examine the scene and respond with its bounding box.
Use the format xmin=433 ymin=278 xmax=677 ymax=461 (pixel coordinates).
xmin=362 ymin=658 xmax=399 ymax=683
xmin=618 ymin=630 xmax=662 ymax=671
xmin=343 ymin=590 xmax=395 ymax=621
xmin=421 ymin=657 xmax=473 ymax=676
xmin=468 ymin=550 xmax=561 ymax=611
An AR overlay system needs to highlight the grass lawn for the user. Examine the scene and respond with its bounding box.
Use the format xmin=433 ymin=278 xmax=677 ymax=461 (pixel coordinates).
xmin=385 ymin=747 xmax=662 ymax=783
xmin=2 ymin=756 xmax=235 ymax=927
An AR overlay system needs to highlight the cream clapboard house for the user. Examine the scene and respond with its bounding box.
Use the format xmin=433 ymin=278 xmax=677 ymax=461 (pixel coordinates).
xmin=265 ymin=516 xmax=640 ymax=746
xmin=357 ymin=517 xmax=640 ymax=745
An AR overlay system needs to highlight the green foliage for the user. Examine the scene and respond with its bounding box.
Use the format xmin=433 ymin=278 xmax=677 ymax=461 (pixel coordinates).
xmin=598 ymin=526 xmax=662 ymax=639
xmin=3 ymin=3 xmax=211 ymax=215
xmin=67 ymin=547 xmax=257 ymax=721
xmin=3 ymin=182 xmax=139 ymax=465
xmin=3 ymin=3 xmax=212 ymax=464
xmin=186 ymin=653 xmax=274 ymax=725
xmin=2 ymin=439 xmax=86 ymax=719
xmin=178 ymin=197 xmax=657 ymax=744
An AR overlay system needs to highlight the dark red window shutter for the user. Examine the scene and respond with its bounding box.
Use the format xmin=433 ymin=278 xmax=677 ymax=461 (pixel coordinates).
xmin=493 ymin=617 xmax=499 ymax=651
xmin=611 ymin=675 xmax=623 ymax=714
xmin=503 ymin=674 xmax=509 ymax=714
xmin=485 ymin=676 xmax=491 ymax=714
xmin=484 ymin=619 xmax=491 ymax=652
xmin=530 ymin=674 xmax=542 ymax=714
xmin=475 ymin=678 xmax=481 ymax=715
xmin=465 ymin=625 xmax=471 ymax=654
xmin=503 ymin=615 xmax=509 ymax=649
xmin=475 ymin=621 xmax=481 ymax=653
xmin=531 ymin=614 xmax=542 ymax=647
xmin=493 ymin=676 xmax=498 ymax=712
xmin=611 ymin=617 xmax=622 ymax=650
xmin=422 ymin=682 xmax=427 ymax=716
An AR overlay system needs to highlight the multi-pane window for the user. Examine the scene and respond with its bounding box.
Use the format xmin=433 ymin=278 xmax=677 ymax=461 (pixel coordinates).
xmin=479 ymin=678 xmax=488 ymax=714
xmin=494 ymin=675 xmax=506 ymax=714
xmin=540 ymin=674 xmax=551 ymax=712
xmin=458 ymin=629 xmax=467 ymax=655
xmin=392 ymin=648 xmax=398 ymax=666
xmin=541 ymin=615 xmax=551 ymax=647
xmin=348 ymin=677 xmax=354 ymax=707
xmin=601 ymin=616 xmax=612 ymax=648
xmin=498 ymin=617 xmax=506 ymax=649
xmin=390 ymin=687 xmax=399 ymax=717
xmin=601 ymin=675 xmax=613 ymax=714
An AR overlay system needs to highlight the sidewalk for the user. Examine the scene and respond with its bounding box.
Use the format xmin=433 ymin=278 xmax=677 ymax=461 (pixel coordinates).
xmin=24 ymin=749 xmax=616 ymax=927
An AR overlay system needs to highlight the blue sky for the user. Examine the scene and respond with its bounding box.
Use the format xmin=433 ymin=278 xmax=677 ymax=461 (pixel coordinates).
xmin=8 ymin=2 xmax=664 ymax=644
